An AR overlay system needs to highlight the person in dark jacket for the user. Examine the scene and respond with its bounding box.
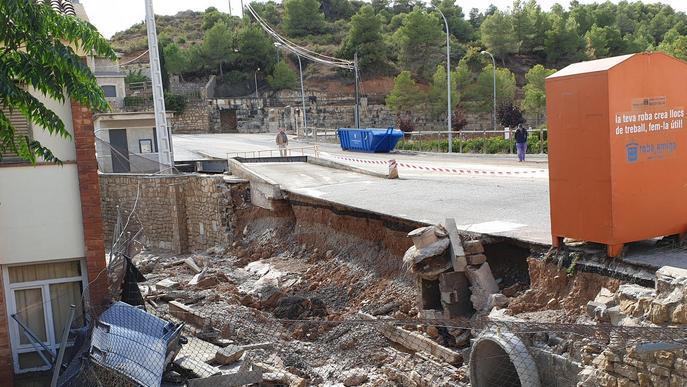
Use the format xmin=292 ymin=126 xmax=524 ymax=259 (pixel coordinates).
xmin=276 ymin=128 xmax=288 ymax=157
xmin=514 ymin=124 xmax=528 ymax=162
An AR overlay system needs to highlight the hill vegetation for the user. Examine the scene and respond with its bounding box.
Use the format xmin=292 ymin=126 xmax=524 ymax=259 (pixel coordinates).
xmin=109 ymin=0 xmax=687 ymax=125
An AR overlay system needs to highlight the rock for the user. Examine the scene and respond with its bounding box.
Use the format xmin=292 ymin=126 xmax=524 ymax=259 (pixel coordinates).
xmin=403 ymin=239 xmax=451 ymax=272
xmin=587 ymin=301 xmax=606 ymax=319
xmin=502 ymin=282 xmax=525 ymax=297
xmin=656 ymin=266 xmax=687 ymax=293
xmin=650 ymin=302 xmax=671 ymax=324
xmin=184 ymin=257 xmax=202 ymax=274
xmin=594 ymin=287 xmax=616 ymax=307
xmin=426 ymin=326 xmax=440 ymax=338
xmin=604 ymin=306 xmax=626 ymax=325
xmin=325 ymin=250 xmax=334 ymax=259
xmin=343 ymin=371 xmax=369 ymax=386
xmin=671 ymin=304 xmax=687 ymax=324
xmin=618 ymin=284 xmax=655 ymax=303
xmin=214 ymin=345 xmax=245 ymax=365
xmin=487 ymin=293 xmax=509 ymax=310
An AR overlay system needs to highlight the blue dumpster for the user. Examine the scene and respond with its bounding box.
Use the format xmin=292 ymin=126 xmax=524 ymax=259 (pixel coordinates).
xmin=337 ymin=127 xmax=404 ymax=153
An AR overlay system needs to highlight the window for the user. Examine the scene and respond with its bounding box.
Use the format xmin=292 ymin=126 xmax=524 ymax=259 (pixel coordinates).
xmin=101 ymin=85 xmax=117 ymax=98
xmin=0 ymin=108 xmax=32 ymax=161
xmin=4 ymin=260 xmax=86 ymax=373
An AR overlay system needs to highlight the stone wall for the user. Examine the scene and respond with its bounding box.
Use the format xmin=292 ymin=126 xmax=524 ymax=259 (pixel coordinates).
xmin=99 ymin=174 xmax=243 ymax=253
xmin=576 ymin=266 xmax=687 ymax=386
xmin=171 ymin=99 xmax=212 ymax=134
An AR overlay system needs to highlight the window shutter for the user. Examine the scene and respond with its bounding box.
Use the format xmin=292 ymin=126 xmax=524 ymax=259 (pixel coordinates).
xmin=1 ymin=108 xmax=32 ymax=159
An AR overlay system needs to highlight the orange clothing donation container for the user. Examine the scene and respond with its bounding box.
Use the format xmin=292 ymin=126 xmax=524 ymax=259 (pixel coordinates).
xmin=546 ymin=53 xmax=687 ymax=257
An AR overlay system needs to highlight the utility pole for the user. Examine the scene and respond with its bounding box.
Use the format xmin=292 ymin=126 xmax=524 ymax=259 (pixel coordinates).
xmin=145 ymin=0 xmax=174 ymax=173
xmin=433 ymin=6 xmax=452 ymax=153
xmin=228 ymin=0 xmax=232 ymax=15
xmin=297 ymin=55 xmax=307 ymax=130
xmin=481 ymin=50 xmax=497 ymax=132
xmin=354 ymin=52 xmax=360 ymax=129
xmin=254 ymin=68 xmax=259 ymax=99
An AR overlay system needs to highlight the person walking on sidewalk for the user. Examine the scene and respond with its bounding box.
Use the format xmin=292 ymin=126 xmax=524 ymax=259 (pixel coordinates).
xmin=276 ymin=128 xmax=289 ymax=157
xmin=515 ymin=124 xmax=528 ymax=162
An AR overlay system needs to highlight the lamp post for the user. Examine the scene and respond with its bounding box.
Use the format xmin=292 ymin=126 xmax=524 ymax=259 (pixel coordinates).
xmin=254 ymin=67 xmax=260 ymax=98
xmin=481 ymin=50 xmax=497 ymax=132
xmin=432 ymin=5 xmax=452 ymax=153
xmin=274 ymin=42 xmax=307 ymax=132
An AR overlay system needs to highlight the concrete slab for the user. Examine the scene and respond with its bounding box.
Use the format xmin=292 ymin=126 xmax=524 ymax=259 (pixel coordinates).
xmin=243 ymin=162 xmax=551 ymax=245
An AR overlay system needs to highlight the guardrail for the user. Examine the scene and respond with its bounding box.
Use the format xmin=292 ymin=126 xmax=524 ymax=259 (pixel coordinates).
xmin=226 ymin=145 xmax=320 ymax=159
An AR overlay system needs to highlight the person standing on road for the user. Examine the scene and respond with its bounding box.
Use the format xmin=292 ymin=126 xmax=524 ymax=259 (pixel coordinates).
xmin=276 ymin=128 xmax=289 ymax=157
xmin=515 ymin=124 xmax=528 ymax=162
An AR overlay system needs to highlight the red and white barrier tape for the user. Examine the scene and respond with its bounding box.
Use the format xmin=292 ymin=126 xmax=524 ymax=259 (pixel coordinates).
xmin=332 ymin=155 xmax=546 ymax=176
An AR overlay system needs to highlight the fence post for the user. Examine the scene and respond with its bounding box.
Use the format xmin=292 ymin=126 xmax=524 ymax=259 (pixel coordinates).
xmin=459 ymin=132 xmax=463 ymax=153
xmin=540 ymin=127 xmax=545 ymax=154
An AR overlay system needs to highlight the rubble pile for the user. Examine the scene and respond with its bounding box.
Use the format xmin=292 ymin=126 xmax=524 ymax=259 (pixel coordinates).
xmin=123 ymin=219 xmax=467 ymax=386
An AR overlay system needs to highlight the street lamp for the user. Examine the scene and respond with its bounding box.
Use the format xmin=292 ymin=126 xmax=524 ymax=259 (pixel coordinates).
xmin=481 ymin=50 xmax=497 ymax=132
xmin=274 ymin=42 xmax=307 ymax=132
xmin=432 ymin=5 xmax=452 ymax=153
xmin=254 ymin=67 xmax=260 ymax=98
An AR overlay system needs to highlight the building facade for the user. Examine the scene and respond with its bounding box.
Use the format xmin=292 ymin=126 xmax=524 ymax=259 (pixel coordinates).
xmin=0 ymin=1 xmax=107 ymax=384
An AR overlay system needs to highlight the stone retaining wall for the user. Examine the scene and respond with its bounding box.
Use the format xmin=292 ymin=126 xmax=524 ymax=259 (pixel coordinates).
xmin=100 ymin=174 xmax=243 ymax=253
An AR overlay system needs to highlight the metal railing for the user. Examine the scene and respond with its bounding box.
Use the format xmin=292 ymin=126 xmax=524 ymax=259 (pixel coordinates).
xmin=226 ymin=145 xmax=320 ymax=159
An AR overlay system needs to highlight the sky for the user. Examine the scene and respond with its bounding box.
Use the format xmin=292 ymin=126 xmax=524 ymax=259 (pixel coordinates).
xmin=81 ymin=0 xmax=687 ymax=39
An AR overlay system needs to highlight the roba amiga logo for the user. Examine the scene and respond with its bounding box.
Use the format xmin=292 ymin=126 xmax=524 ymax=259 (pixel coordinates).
xmin=626 ymin=141 xmax=677 ymax=163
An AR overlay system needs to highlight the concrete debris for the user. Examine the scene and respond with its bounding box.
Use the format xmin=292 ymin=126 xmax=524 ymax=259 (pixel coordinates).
xmin=486 ymin=293 xmax=509 ymax=310
xmin=186 ymin=371 xmax=263 ymax=387
xmin=214 ymin=345 xmax=245 ymax=365
xmin=360 ymin=312 xmax=462 ymax=364
xmin=156 ymin=278 xmax=179 ymax=290
xmin=408 ymin=226 xmax=442 ymax=249
xmin=463 ymin=240 xmax=485 ymax=255
xmin=594 ymin=287 xmax=615 ymax=307
xmin=174 ymin=355 xmax=222 ymax=378
xmin=656 ymin=265 xmax=687 ymax=292
xmin=439 ymin=271 xmax=472 ymax=318
xmin=465 ymin=263 xmax=499 ymax=312
xmin=466 ymin=253 xmax=487 ymax=266
xmin=169 ymin=300 xmax=206 ymax=327
xmin=185 ymin=256 xmax=203 ymax=274
xmin=253 ymin=362 xmax=306 ymax=387
xmin=444 ymin=218 xmax=468 ymax=272
xmin=403 ymin=238 xmax=451 ymax=268
xmin=189 ymin=268 xmax=207 ymax=286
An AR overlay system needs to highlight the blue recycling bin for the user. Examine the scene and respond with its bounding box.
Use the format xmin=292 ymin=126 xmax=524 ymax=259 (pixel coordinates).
xmin=337 ymin=127 xmax=404 ymax=153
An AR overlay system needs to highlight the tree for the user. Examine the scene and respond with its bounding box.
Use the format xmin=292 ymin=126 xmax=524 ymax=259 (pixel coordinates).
xmin=428 ymin=65 xmax=458 ymax=117
xmin=393 ymin=8 xmax=444 ymax=80
xmin=585 ymin=24 xmax=623 ymax=59
xmin=0 ymin=0 xmax=115 ymax=163
xmin=512 ymin=0 xmax=545 ymax=55
xmin=165 ymin=43 xmax=189 ymax=76
xmin=473 ymin=65 xmax=516 ymax=114
xmin=341 ymin=5 xmax=387 ymax=73
xmin=452 ymin=105 xmax=468 ymax=131
xmin=658 ymin=28 xmax=687 ymax=61
xmin=235 ymin=24 xmax=276 ymax=74
xmin=283 ymin=0 xmax=326 ymax=36
xmin=159 ymin=45 xmax=170 ymax=91
xmin=480 ymin=11 xmax=519 ymax=64
xmin=385 ymin=71 xmax=425 ymax=113
xmin=320 ymin=0 xmax=353 ymax=21
xmin=250 ymin=1 xmax=281 ymax=26
xmin=522 ymin=64 xmax=556 ymax=125
xmin=267 ymin=61 xmax=299 ymax=90
xmin=202 ymin=21 xmax=234 ymax=76
xmin=431 ymin=0 xmax=473 ymax=42
xmin=544 ymin=13 xmax=585 ymax=66
xmin=497 ymin=103 xmax=525 ymax=128
xmin=203 ymin=7 xmax=229 ymax=30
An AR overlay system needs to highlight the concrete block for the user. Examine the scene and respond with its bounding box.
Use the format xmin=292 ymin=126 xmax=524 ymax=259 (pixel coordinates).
xmin=594 ymin=287 xmax=616 ymax=307
xmin=465 ymin=263 xmax=499 ymax=311
xmin=467 ymin=254 xmax=487 ymax=266
xmin=444 ymin=218 xmax=467 ymax=272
